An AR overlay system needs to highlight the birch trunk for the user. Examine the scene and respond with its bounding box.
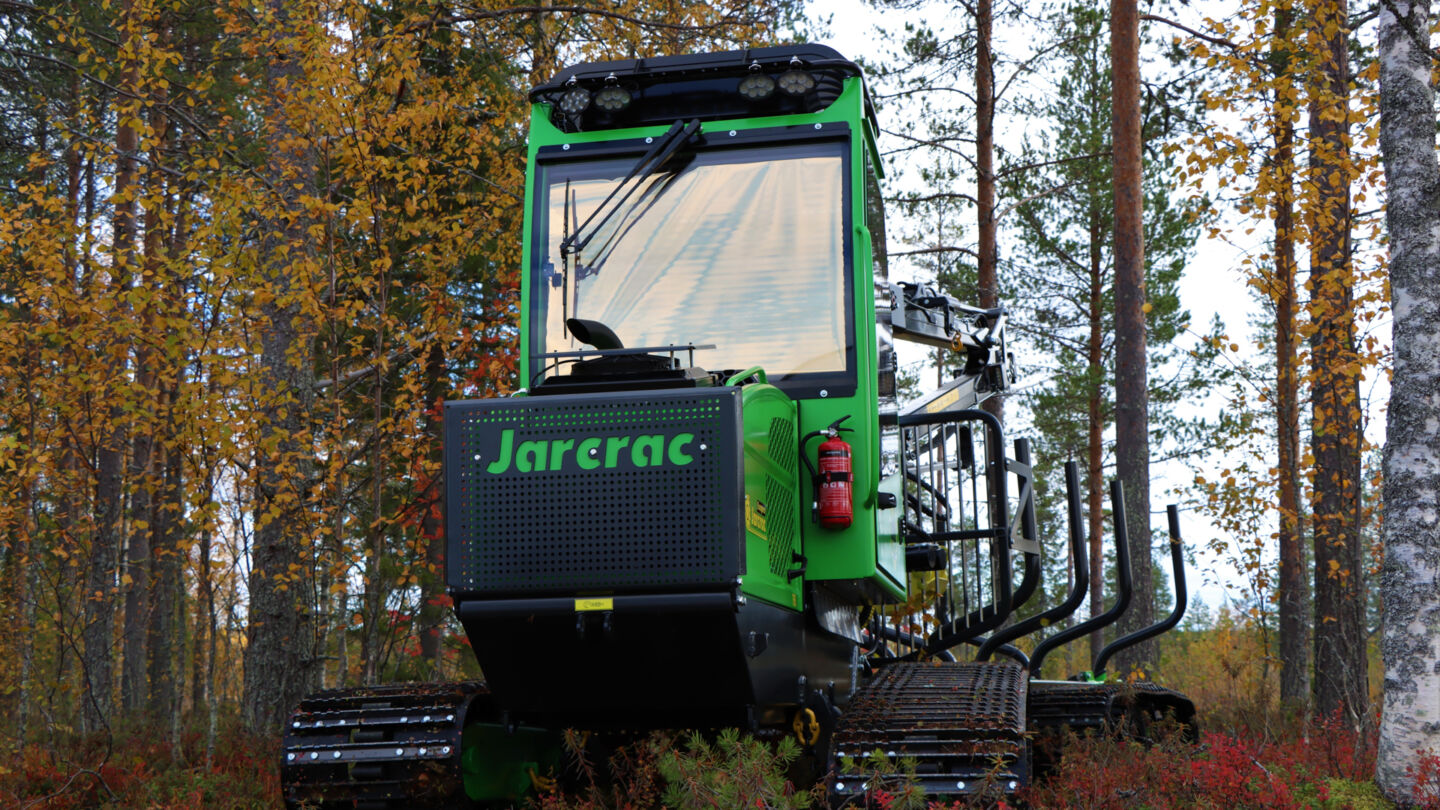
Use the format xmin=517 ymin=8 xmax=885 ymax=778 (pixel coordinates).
xmin=1376 ymin=0 xmax=1440 ymax=800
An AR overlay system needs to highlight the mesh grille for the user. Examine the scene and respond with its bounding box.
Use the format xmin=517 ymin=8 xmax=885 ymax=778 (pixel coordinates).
xmin=764 ymin=474 xmax=797 ymax=576
xmin=446 ymin=389 xmax=743 ymax=596
xmin=768 ymin=417 xmax=796 ymax=476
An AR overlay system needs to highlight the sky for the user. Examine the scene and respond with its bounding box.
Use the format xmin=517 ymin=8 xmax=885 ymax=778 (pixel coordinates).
xmin=806 ymin=0 xmax=1394 ymax=624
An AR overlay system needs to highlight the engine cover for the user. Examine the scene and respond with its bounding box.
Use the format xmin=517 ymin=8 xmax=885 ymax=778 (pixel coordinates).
xmin=444 ymin=387 xmax=745 ymax=598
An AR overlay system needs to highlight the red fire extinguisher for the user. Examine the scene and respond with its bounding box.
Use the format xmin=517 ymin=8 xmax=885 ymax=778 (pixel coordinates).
xmin=805 ymin=416 xmax=854 ymax=530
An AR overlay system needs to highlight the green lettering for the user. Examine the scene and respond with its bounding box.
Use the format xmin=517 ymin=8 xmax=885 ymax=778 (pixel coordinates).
xmin=549 ymin=439 xmax=575 ymax=471
xmin=631 ymin=435 xmax=665 ymax=467
xmin=668 ymin=432 xmax=695 ymax=466
xmin=576 ymin=438 xmax=602 ymax=470
xmin=517 ymin=440 xmax=548 ymax=472
xmin=604 ymin=436 xmax=631 ymax=468
xmin=486 ymin=429 xmax=515 ymax=474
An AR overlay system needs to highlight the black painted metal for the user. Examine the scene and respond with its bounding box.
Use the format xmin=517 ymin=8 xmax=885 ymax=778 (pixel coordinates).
xmin=444 ymin=387 xmax=744 ymax=598
xmin=895 ymin=408 xmax=1012 ymax=655
xmin=1029 ymin=479 xmax=1130 ymax=676
xmin=1093 ymin=504 xmax=1190 ymax=676
xmin=979 ymin=460 xmax=1089 ymax=664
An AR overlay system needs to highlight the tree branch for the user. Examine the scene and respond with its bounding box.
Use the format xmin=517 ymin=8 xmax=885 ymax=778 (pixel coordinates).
xmin=889 ymin=245 xmax=981 ymax=260
xmin=888 ymin=190 xmax=981 ymax=207
xmin=1139 ymin=13 xmax=1243 ymax=51
xmin=995 ymin=181 xmax=1076 ymax=222
xmin=1379 ymin=0 xmax=1440 ymax=66
xmin=445 ymin=5 xmax=760 ymax=32
xmin=997 ymin=149 xmax=1111 ymax=180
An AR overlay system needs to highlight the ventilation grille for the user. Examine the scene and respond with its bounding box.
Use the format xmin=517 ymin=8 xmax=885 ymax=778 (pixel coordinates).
xmin=765 ymin=474 xmax=797 ymax=577
xmin=446 ymin=389 xmax=743 ymax=597
xmin=768 ymin=417 xmax=796 ymax=476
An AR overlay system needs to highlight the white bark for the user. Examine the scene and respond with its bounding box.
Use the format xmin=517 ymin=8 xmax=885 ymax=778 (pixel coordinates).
xmin=1378 ymin=0 xmax=1440 ymax=803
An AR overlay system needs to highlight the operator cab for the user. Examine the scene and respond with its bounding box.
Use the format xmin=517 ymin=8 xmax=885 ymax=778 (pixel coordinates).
xmin=523 ymin=45 xmax=872 ymax=403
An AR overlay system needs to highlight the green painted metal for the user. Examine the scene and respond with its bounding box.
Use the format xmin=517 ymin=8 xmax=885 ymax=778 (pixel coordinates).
xmin=517 ymin=70 xmax=904 ymax=606
xmin=460 ymin=722 xmax=561 ymax=802
xmin=737 ymin=381 xmax=803 ymax=610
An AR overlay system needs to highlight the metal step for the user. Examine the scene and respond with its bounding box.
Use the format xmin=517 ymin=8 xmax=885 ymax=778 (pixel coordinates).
xmin=828 ymin=661 xmax=1029 ymax=798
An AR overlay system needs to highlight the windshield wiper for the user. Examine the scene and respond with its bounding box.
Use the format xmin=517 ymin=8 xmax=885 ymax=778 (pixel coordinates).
xmin=559 ymin=119 xmax=702 ymax=263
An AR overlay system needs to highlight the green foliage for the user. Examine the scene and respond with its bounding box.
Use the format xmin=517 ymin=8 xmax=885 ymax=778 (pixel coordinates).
xmin=540 ymin=729 xmax=814 ymax=810
xmin=657 ymin=729 xmax=811 ymax=809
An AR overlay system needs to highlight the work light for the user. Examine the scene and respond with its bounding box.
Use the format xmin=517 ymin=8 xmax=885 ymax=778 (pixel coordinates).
xmin=594 ymin=75 xmax=631 ymax=111
xmin=559 ymin=84 xmax=591 ymax=114
xmin=777 ymin=57 xmax=815 ymax=96
xmin=738 ymin=63 xmax=776 ymax=101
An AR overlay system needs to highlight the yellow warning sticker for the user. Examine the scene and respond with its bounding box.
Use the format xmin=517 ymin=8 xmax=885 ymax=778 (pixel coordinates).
xmin=745 ymin=494 xmax=768 ymax=540
xmin=925 ymin=387 xmax=961 ymax=414
xmin=575 ymin=597 xmax=613 ymax=612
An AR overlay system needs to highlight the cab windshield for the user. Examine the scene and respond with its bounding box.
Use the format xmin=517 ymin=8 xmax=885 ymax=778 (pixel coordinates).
xmin=530 ymin=139 xmax=852 ymax=391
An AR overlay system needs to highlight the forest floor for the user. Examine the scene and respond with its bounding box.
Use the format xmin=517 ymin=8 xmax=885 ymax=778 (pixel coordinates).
xmin=2 ymin=709 xmax=1431 ymax=809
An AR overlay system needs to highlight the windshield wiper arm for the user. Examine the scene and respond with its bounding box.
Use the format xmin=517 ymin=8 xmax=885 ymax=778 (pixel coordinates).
xmin=559 ymin=119 xmax=702 ymax=259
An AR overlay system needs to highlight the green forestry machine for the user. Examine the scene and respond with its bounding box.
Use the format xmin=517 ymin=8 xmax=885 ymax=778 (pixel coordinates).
xmin=280 ymin=44 xmax=1196 ymax=808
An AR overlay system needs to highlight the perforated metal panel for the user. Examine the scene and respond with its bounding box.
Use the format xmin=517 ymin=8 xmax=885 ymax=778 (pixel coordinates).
xmin=445 ymin=388 xmax=744 ymax=597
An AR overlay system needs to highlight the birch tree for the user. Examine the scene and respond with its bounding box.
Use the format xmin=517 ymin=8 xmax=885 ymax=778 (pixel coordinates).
xmin=1376 ymin=0 xmax=1440 ymax=801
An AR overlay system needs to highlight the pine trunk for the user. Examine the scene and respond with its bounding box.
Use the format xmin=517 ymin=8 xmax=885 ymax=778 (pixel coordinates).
xmin=1087 ymin=207 xmax=1105 ymax=667
xmin=976 ymin=0 xmax=1001 ymax=425
xmin=1376 ymin=0 xmax=1440 ymax=800
xmin=1306 ymin=0 xmax=1366 ymax=723
xmin=1110 ymin=0 xmax=1155 ymax=672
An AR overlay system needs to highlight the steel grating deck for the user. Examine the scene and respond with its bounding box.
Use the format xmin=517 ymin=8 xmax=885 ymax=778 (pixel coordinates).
xmin=828 ymin=661 xmax=1029 ymax=798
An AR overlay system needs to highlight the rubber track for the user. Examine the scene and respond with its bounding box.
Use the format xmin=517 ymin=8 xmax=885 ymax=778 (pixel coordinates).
xmin=281 ymin=681 xmax=486 ymax=810
xmin=827 ymin=661 xmax=1029 ymax=799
